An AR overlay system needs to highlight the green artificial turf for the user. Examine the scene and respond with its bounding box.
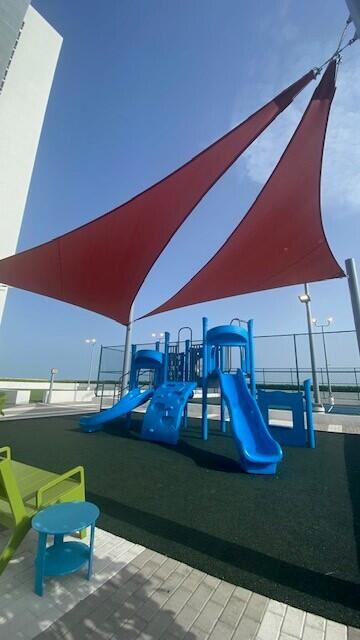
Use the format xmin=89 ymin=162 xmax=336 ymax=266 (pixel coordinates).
xmin=0 ymin=415 xmax=359 ymax=627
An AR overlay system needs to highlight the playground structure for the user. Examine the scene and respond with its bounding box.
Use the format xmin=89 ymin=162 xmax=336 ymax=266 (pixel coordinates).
xmin=81 ymin=317 xmax=315 ymax=475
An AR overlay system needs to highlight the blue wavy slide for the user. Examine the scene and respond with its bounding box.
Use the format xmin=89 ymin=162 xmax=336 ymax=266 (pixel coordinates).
xmin=218 ymin=369 xmax=282 ymax=474
xmin=80 ymin=388 xmax=154 ymax=433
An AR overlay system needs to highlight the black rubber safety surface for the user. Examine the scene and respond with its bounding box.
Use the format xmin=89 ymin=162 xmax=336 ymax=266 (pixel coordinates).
xmin=0 ymin=415 xmax=359 ymax=627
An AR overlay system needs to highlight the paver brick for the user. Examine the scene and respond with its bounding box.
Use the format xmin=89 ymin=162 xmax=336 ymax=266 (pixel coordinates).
xmin=181 ymin=570 xmax=206 ymax=591
xmin=185 ymin=626 xmax=209 ymax=639
xmin=169 ymin=605 xmax=200 ymax=636
xmin=302 ymin=623 xmax=325 ymax=640
xmin=186 ymin=583 xmax=213 ymax=610
xmin=141 ymin=608 xmax=177 ymax=638
xmin=267 ymin=599 xmax=287 ymax=616
xmin=306 ymin=612 xmax=326 ymax=631
xmin=257 ymin=610 xmax=283 ymax=640
xmin=233 ymin=585 xmax=252 ymax=602
xmin=281 ymin=605 xmax=305 ymax=637
xmin=243 ymin=592 xmax=268 ymax=623
xmin=349 ymin=628 xmax=360 ymax=640
xmin=219 ymin=593 xmax=247 ymax=627
xmin=325 ymin=620 xmax=347 ymax=640
xmin=164 ymin=586 xmax=192 ymax=614
xmin=193 ymin=599 xmax=223 ymax=633
xmin=203 ymin=575 xmax=221 ymax=590
xmin=211 ymin=581 xmax=235 ymax=606
xmin=232 ymin=614 xmax=259 ymax=640
xmin=208 ymin=619 xmax=234 ymax=640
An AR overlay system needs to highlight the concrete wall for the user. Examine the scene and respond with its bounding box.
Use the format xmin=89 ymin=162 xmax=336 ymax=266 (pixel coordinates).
xmin=0 ymin=380 xmax=96 ymax=404
xmin=0 ymin=6 xmax=62 ymax=322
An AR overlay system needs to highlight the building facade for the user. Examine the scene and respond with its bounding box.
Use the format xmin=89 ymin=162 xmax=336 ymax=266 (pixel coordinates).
xmin=0 ymin=1 xmax=62 ymax=322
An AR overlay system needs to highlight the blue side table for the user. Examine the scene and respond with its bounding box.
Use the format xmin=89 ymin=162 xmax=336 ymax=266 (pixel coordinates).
xmin=32 ymin=501 xmax=99 ymax=596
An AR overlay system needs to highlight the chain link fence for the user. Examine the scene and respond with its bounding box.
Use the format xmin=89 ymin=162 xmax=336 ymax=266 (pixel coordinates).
xmin=97 ymin=330 xmax=360 ymax=404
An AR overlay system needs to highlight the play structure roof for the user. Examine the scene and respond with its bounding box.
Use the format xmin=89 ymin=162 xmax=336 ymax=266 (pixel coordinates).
xmin=0 ymin=71 xmax=315 ymax=324
xmin=145 ymin=61 xmax=344 ymax=318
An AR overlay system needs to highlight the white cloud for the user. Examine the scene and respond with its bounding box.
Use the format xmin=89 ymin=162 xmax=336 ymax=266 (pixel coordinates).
xmin=238 ymin=51 xmax=360 ymax=216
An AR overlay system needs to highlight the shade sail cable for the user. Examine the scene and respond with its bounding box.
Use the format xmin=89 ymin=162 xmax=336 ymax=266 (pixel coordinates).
xmin=144 ymin=61 xmax=344 ymax=320
xmin=0 ymin=69 xmax=315 ymax=325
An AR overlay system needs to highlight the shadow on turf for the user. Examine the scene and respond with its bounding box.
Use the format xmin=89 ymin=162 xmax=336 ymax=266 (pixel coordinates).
xmin=86 ymin=490 xmax=360 ymax=615
xmin=99 ymin=420 xmax=240 ymax=473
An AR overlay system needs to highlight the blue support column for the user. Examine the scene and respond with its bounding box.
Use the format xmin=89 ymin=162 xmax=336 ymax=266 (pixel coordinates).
xmin=202 ymin=317 xmax=208 ymax=440
xmin=219 ymin=346 xmax=226 ymax=433
xmin=248 ymin=319 xmax=256 ymax=397
xmin=304 ymin=378 xmax=315 ymax=448
xmin=163 ymin=332 xmax=170 ymax=383
xmin=184 ymin=339 xmax=190 ymax=382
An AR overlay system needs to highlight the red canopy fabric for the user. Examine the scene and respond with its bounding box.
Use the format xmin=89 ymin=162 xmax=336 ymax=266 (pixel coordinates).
xmin=145 ymin=61 xmax=344 ymax=319
xmin=0 ymin=71 xmax=315 ymax=324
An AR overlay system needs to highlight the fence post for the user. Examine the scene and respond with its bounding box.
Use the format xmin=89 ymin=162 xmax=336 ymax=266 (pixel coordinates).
xmin=293 ymin=334 xmax=300 ymax=391
xmin=355 ymin=368 xmax=360 ymax=401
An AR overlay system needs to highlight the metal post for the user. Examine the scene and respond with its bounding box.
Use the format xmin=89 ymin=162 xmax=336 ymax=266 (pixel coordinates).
xmin=248 ymin=319 xmax=256 ymax=397
xmin=202 ymin=317 xmax=208 ymax=441
xmin=184 ymin=339 xmax=190 ymax=382
xmin=120 ymin=303 xmax=134 ymax=398
xmin=302 ymin=284 xmax=324 ymax=412
xmin=219 ymin=347 xmax=226 ymax=433
xmin=163 ymin=332 xmax=170 ymax=383
xmin=87 ymin=343 xmax=95 ymax=388
xmin=293 ymin=334 xmax=300 ymax=391
xmin=47 ymin=368 xmax=58 ymax=404
xmin=304 ymin=379 xmax=315 ymax=449
xmin=321 ymin=326 xmax=333 ymax=400
xmin=345 ymin=258 xmax=360 ymax=356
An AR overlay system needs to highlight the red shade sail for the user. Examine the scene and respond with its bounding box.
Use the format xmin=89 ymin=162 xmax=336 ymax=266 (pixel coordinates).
xmin=145 ymin=61 xmax=344 ymax=319
xmin=0 ymin=71 xmax=315 ymax=324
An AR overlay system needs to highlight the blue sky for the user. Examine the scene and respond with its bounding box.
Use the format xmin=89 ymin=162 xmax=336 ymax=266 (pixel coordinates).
xmin=0 ymin=0 xmax=359 ymax=379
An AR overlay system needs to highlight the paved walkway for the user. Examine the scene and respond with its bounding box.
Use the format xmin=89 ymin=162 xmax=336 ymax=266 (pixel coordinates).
xmin=0 ymin=526 xmax=358 ymax=640
xmin=3 ymin=400 xmax=360 ymax=434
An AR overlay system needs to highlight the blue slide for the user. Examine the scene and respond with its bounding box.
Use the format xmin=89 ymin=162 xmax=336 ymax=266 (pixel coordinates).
xmin=218 ymin=370 xmax=282 ymax=474
xmin=80 ymin=388 xmax=154 ymax=433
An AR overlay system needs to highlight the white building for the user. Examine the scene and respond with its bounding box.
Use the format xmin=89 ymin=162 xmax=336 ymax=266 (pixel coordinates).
xmin=0 ymin=1 xmax=62 ymax=322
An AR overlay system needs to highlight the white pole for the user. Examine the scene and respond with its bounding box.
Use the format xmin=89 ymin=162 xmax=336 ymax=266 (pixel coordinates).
xmin=87 ymin=343 xmax=95 ymax=388
xmin=345 ymin=257 xmax=360 ymax=356
xmin=120 ymin=302 xmax=135 ymax=398
xmin=47 ymin=368 xmax=58 ymax=404
xmin=303 ymin=284 xmax=324 ymax=412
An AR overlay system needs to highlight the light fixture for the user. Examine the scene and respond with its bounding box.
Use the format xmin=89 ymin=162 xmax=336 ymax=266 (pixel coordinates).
xmin=298 ymin=293 xmax=310 ymax=303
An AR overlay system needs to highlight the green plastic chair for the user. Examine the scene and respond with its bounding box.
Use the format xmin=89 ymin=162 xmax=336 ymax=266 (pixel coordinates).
xmin=0 ymin=446 xmax=86 ymax=574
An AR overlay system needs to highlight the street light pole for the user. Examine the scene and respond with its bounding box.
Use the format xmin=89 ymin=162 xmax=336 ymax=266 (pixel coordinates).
xmin=298 ymin=284 xmax=324 ymax=412
xmin=85 ymin=338 xmax=96 ymax=389
xmin=312 ymin=318 xmax=334 ymax=403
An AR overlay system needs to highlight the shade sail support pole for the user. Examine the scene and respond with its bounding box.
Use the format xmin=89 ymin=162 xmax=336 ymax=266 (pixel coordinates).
xmin=120 ymin=303 xmax=135 ymax=398
xmin=345 ymin=258 xmax=360 ymax=356
xmin=303 ymin=284 xmax=324 ymax=412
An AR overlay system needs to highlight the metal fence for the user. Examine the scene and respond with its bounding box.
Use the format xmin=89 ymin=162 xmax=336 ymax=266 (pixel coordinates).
xmin=96 ymin=330 xmax=360 ymax=403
